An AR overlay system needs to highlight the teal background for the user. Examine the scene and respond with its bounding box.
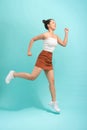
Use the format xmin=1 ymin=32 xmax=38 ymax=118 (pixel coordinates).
xmin=0 ymin=0 xmax=87 ymax=130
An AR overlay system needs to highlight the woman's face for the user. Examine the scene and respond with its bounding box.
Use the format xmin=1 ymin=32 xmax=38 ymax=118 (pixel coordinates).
xmin=48 ymin=20 xmax=56 ymax=31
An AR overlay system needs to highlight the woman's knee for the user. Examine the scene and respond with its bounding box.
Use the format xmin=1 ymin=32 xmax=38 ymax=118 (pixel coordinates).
xmin=29 ymin=74 xmax=37 ymax=80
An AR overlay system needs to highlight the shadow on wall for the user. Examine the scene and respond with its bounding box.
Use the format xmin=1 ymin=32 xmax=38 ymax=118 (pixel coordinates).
xmin=0 ymin=80 xmax=59 ymax=115
xmin=0 ymin=84 xmax=44 ymax=111
xmin=0 ymin=72 xmax=46 ymax=111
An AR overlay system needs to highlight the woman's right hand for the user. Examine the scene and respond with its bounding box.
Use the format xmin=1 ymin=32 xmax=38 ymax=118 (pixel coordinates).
xmin=28 ymin=51 xmax=32 ymax=56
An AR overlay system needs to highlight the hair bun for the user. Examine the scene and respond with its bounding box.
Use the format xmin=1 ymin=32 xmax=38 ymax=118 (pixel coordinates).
xmin=42 ymin=20 xmax=46 ymax=24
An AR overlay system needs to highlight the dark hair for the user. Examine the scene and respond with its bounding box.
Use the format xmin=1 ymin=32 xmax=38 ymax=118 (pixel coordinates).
xmin=42 ymin=19 xmax=53 ymax=30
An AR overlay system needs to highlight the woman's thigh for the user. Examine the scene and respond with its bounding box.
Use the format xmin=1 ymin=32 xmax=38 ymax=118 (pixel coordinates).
xmin=31 ymin=66 xmax=42 ymax=79
xmin=44 ymin=69 xmax=55 ymax=84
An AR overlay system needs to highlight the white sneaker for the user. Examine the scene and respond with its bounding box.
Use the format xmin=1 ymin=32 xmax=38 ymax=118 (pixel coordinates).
xmin=49 ymin=101 xmax=60 ymax=113
xmin=5 ymin=70 xmax=15 ymax=84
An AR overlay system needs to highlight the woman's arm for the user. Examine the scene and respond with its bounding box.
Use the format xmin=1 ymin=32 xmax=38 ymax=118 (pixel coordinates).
xmin=57 ymin=28 xmax=69 ymax=47
xmin=27 ymin=34 xmax=45 ymax=56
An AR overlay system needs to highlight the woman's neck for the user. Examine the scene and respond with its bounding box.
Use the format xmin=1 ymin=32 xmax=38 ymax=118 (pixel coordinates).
xmin=48 ymin=29 xmax=54 ymax=34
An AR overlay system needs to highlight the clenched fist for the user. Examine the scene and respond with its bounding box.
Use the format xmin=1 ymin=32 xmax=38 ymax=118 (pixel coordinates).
xmin=28 ymin=51 xmax=32 ymax=56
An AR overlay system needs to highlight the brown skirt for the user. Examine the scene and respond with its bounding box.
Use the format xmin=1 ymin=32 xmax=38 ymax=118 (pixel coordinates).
xmin=35 ymin=50 xmax=53 ymax=70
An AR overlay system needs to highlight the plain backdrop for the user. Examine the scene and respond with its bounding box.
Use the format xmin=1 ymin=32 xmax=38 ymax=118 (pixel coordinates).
xmin=0 ymin=0 xmax=87 ymax=130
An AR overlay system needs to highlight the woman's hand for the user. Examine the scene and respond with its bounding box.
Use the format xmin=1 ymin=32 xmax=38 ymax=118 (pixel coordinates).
xmin=65 ymin=28 xmax=69 ymax=33
xmin=28 ymin=51 xmax=32 ymax=56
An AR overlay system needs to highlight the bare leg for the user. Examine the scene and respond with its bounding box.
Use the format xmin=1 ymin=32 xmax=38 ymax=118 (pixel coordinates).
xmin=13 ymin=66 xmax=42 ymax=80
xmin=44 ymin=70 xmax=56 ymax=102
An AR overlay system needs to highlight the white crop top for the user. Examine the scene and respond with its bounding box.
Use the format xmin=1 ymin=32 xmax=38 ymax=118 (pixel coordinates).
xmin=43 ymin=37 xmax=58 ymax=52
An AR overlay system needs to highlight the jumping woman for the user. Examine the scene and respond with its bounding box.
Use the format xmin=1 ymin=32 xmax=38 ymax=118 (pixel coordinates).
xmin=5 ymin=19 xmax=69 ymax=112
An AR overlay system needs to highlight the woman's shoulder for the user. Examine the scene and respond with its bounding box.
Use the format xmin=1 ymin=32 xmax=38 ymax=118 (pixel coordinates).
xmin=54 ymin=34 xmax=58 ymax=38
xmin=42 ymin=32 xmax=49 ymax=39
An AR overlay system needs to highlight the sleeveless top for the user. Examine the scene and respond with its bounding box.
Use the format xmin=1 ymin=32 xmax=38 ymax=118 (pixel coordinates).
xmin=43 ymin=37 xmax=58 ymax=52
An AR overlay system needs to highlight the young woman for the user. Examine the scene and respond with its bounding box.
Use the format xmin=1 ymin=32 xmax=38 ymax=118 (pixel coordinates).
xmin=5 ymin=19 xmax=69 ymax=112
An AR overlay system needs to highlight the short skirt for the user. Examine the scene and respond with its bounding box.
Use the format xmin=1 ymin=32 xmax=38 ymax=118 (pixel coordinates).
xmin=35 ymin=50 xmax=53 ymax=70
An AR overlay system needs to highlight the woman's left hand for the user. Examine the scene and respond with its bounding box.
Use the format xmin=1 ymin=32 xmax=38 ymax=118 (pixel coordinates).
xmin=65 ymin=28 xmax=69 ymax=33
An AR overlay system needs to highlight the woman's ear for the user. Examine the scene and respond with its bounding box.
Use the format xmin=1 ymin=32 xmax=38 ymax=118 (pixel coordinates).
xmin=47 ymin=24 xmax=50 ymax=29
